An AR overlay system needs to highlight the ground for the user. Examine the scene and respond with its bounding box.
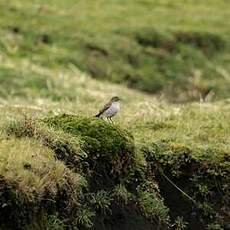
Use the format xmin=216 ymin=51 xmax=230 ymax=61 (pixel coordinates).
xmin=0 ymin=0 xmax=229 ymax=229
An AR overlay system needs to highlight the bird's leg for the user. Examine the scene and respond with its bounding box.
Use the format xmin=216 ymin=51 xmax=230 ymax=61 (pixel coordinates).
xmin=107 ymin=117 xmax=111 ymax=123
xmin=110 ymin=118 xmax=114 ymax=124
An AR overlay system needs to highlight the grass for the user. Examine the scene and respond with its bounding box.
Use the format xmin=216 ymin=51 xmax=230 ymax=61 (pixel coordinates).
xmin=0 ymin=137 xmax=77 ymax=198
xmin=0 ymin=133 xmax=84 ymax=229
xmin=0 ymin=85 xmax=229 ymax=228
xmin=0 ymin=55 xmax=229 ymax=223
xmin=0 ymin=0 xmax=230 ymax=101
xmin=0 ymin=0 xmax=229 ymax=229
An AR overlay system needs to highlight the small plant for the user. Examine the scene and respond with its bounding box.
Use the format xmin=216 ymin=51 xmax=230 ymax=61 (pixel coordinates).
xmin=4 ymin=117 xmax=35 ymax=138
xmin=137 ymin=182 xmax=169 ymax=223
xmin=207 ymin=223 xmax=224 ymax=230
xmin=113 ymin=184 xmax=132 ymax=204
xmin=47 ymin=214 xmax=65 ymax=230
xmin=173 ymin=216 xmax=188 ymax=230
xmin=76 ymin=208 xmax=95 ymax=228
xmin=89 ymin=190 xmax=112 ymax=214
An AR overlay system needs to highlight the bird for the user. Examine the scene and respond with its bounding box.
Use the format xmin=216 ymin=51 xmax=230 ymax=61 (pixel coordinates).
xmin=95 ymin=96 xmax=121 ymax=122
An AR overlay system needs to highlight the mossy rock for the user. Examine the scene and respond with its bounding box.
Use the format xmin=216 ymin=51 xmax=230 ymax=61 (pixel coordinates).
xmin=43 ymin=114 xmax=136 ymax=188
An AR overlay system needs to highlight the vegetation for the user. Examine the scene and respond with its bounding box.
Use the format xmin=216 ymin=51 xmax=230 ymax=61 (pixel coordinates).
xmin=0 ymin=0 xmax=230 ymax=101
xmin=0 ymin=0 xmax=229 ymax=229
xmin=1 ymin=99 xmax=229 ymax=229
xmin=2 ymin=114 xmax=170 ymax=229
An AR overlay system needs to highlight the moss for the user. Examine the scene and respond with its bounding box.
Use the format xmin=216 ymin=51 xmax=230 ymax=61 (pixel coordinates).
xmin=113 ymin=184 xmax=132 ymax=205
xmin=46 ymin=213 xmax=65 ymax=230
xmin=143 ymin=142 xmax=194 ymax=177
xmin=76 ymin=208 xmax=95 ymax=229
xmin=143 ymin=141 xmax=230 ymax=229
xmin=43 ymin=114 xmax=136 ymax=188
xmin=136 ymin=181 xmax=170 ymax=225
xmin=3 ymin=107 xmax=229 ymax=229
xmin=89 ymin=190 xmax=112 ymax=214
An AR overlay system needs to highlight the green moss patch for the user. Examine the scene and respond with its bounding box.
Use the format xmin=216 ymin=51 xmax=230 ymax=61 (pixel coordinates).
xmin=43 ymin=114 xmax=136 ymax=188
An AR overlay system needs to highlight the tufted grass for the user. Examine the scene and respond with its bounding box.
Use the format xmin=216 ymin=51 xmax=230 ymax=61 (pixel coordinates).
xmin=0 ymin=134 xmax=85 ymax=229
xmin=0 ymin=137 xmax=77 ymax=198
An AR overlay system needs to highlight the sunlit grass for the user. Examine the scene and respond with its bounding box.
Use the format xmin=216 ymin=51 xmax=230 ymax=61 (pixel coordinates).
xmin=0 ymin=136 xmax=82 ymax=201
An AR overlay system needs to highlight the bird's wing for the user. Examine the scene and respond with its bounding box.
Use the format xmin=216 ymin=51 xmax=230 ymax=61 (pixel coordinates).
xmin=95 ymin=101 xmax=111 ymax=117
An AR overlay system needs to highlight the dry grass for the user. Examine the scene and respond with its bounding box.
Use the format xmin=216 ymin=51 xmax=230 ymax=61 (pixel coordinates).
xmin=0 ymin=136 xmax=83 ymax=202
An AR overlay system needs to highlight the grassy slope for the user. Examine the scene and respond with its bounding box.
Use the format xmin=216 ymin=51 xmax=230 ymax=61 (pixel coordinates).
xmin=0 ymin=59 xmax=229 ymax=228
xmin=0 ymin=60 xmax=229 ymax=157
xmin=0 ymin=0 xmax=229 ymax=229
xmin=0 ymin=0 xmax=230 ymax=101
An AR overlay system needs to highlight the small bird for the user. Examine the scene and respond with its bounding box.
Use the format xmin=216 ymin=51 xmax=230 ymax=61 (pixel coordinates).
xmin=95 ymin=96 xmax=121 ymax=122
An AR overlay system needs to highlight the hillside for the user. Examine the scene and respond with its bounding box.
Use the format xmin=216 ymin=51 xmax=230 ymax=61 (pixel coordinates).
xmin=0 ymin=62 xmax=229 ymax=229
xmin=0 ymin=0 xmax=230 ymax=101
xmin=0 ymin=0 xmax=230 ymax=229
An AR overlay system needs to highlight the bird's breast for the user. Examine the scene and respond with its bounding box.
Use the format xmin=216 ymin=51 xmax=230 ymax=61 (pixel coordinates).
xmin=103 ymin=102 xmax=120 ymax=117
xmin=111 ymin=102 xmax=120 ymax=110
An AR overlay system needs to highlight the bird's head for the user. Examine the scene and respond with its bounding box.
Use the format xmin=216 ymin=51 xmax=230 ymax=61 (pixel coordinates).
xmin=111 ymin=96 xmax=121 ymax=102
